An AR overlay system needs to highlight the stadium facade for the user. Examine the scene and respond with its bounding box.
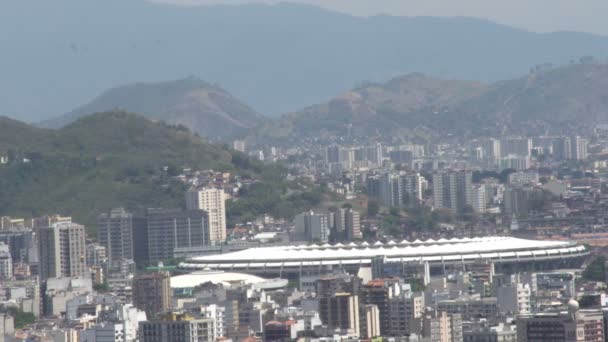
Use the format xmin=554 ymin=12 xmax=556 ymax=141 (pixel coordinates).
xmin=179 ymin=236 xmax=588 ymax=277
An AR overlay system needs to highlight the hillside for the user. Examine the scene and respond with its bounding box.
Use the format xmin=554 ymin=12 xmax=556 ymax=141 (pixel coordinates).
xmin=0 ymin=111 xmax=323 ymax=232
xmin=0 ymin=111 xmax=236 ymax=228
xmin=259 ymin=74 xmax=487 ymax=140
xmin=3 ymin=1 xmax=608 ymax=121
xmin=41 ymin=78 xmax=266 ymax=140
xmin=261 ymin=63 xmax=608 ymax=140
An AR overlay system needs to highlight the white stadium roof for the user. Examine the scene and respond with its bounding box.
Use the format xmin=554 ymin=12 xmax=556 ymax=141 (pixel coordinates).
xmin=180 ymin=236 xmax=587 ymax=271
xmin=171 ymin=270 xmax=288 ymax=289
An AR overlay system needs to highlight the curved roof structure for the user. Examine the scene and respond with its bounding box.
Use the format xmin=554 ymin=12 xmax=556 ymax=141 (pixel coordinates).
xmin=179 ymin=236 xmax=587 ymax=272
xmin=171 ymin=271 xmax=288 ymax=289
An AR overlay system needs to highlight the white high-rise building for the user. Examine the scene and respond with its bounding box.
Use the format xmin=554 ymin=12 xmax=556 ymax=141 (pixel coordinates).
xmin=186 ymin=188 xmax=227 ymax=244
xmin=0 ymin=242 xmax=13 ymax=280
xmin=202 ymin=304 xmax=225 ymax=340
xmin=38 ymin=220 xmax=87 ymax=280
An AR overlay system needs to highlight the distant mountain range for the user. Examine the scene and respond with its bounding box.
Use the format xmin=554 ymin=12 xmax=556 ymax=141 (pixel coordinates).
xmin=3 ymin=0 xmax=608 ymax=121
xmin=40 ymin=78 xmax=266 ymax=140
xmin=259 ymin=62 xmax=608 ymax=141
xmin=41 ymin=62 xmax=608 ymax=142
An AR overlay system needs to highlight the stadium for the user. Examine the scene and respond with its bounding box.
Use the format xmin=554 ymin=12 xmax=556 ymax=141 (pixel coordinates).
xmin=179 ymin=236 xmax=588 ymax=277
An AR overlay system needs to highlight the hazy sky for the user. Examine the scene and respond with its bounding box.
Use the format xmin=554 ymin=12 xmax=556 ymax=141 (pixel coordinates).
xmin=150 ymin=0 xmax=608 ymax=36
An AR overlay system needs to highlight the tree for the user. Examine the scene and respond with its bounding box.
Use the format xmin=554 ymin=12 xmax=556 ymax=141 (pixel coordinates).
xmin=0 ymin=306 xmax=35 ymax=328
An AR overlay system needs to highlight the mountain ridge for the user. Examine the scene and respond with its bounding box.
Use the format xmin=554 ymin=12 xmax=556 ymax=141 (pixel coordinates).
xmin=3 ymin=1 xmax=608 ymax=121
xmin=40 ymin=78 xmax=266 ymax=140
xmin=257 ymin=62 xmax=608 ymax=141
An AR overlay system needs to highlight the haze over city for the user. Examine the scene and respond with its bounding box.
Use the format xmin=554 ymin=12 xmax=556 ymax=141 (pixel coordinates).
xmin=3 ymin=1 xmax=608 ymax=341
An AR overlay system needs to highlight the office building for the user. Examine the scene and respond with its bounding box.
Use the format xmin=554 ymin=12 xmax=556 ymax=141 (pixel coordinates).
xmin=571 ymin=136 xmax=588 ymax=160
xmin=553 ymin=137 xmax=572 ymax=161
xmin=294 ymin=211 xmax=329 ymax=243
xmin=371 ymin=172 xmax=425 ymax=208
xmin=379 ymin=173 xmax=403 ymax=208
xmin=500 ymin=137 xmax=532 ymax=157
xmin=360 ymin=279 xmax=400 ymax=336
xmin=330 ymin=208 xmax=362 ymax=241
xmin=133 ymin=272 xmax=172 ymax=319
xmin=362 ymin=304 xmax=381 ymax=339
xmin=97 ymin=208 xmax=134 ymax=268
xmin=139 ymin=313 xmax=214 ymax=342
xmin=388 ymin=291 xmax=425 ymax=336
xmin=85 ymin=243 xmax=107 ymax=267
xmin=483 ymin=138 xmax=501 ymax=160
xmin=133 ymin=209 xmax=209 ymax=265
xmin=38 ymin=221 xmax=87 ymax=281
xmin=0 ymin=243 xmax=12 ymax=280
xmin=316 ymin=274 xmax=362 ymax=298
xmin=186 ymin=188 xmax=227 ymax=244
xmin=202 ymin=304 xmax=225 ymax=340
xmin=423 ymin=310 xmax=463 ymax=342
xmin=389 ymin=150 xmax=413 ymax=166
xmin=463 ymin=324 xmax=516 ymax=342
xmin=469 ymin=184 xmax=487 ymax=213
xmin=433 ymin=170 xmax=473 ymax=212
xmin=516 ymin=300 xmax=604 ymax=341
xmin=318 ymin=293 xmax=360 ymax=336
xmin=503 ymin=186 xmax=531 ymax=216
xmin=345 ymin=209 xmax=362 ymax=240
xmin=497 ymin=283 xmax=531 ymax=315
xmin=498 ymin=155 xmax=531 ymax=171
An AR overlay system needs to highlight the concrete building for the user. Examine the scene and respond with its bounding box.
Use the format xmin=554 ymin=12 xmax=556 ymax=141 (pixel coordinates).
xmin=500 ymin=137 xmax=532 ymax=157
xmin=437 ymin=297 xmax=499 ymax=323
xmin=483 ymin=138 xmax=501 ymax=160
xmin=38 ymin=221 xmax=87 ymax=280
xmin=423 ymin=310 xmax=463 ymax=342
xmin=0 ymin=243 xmax=13 ymax=280
xmin=497 ymin=283 xmax=531 ymax=315
xmin=185 ymin=188 xmax=227 ymax=244
xmin=0 ymin=313 xmax=15 ymax=341
xmin=571 ymin=136 xmax=589 ymax=160
xmin=516 ymin=299 xmax=604 ymax=341
xmin=80 ymin=323 xmax=126 ymax=342
xmin=133 ymin=208 xmax=209 ymax=265
xmin=388 ymin=291 xmax=425 ymax=336
xmin=294 ymin=211 xmax=330 ymax=243
xmin=553 ymin=136 xmax=572 ymax=161
xmin=139 ymin=313 xmax=214 ymax=342
xmin=132 ymin=272 xmax=172 ymax=319
xmin=97 ymin=208 xmax=134 ymax=268
xmin=463 ymin=324 xmax=516 ymax=342
xmin=360 ymin=279 xmax=400 ymax=336
xmin=201 ymin=304 xmax=225 ymax=340
xmin=345 ymin=209 xmax=362 ymax=241
xmin=469 ymin=184 xmax=487 ymax=213
xmin=86 ymin=243 xmax=107 ymax=268
xmin=331 ymin=208 xmax=362 ymax=241
xmin=318 ymin=293 xmax=360 ymax=336
xmin=433 ymin=170 xmax=473 ymax=212
xmin=362 ymin=304 xmax=381 ymax=339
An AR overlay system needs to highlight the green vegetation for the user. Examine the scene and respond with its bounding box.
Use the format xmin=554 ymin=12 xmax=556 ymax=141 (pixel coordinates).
xmin=0 ymin=306 xmax=36 ymax=328
xmin=0 ymin=111 xmax=312 ymax=235
xmin=226 ymin=170 xmax=323 ymax=225
xmin=93 ymin=282 xmax=110 ymax=293
xmin=582 ymin=256 xmax=606 ymax=281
